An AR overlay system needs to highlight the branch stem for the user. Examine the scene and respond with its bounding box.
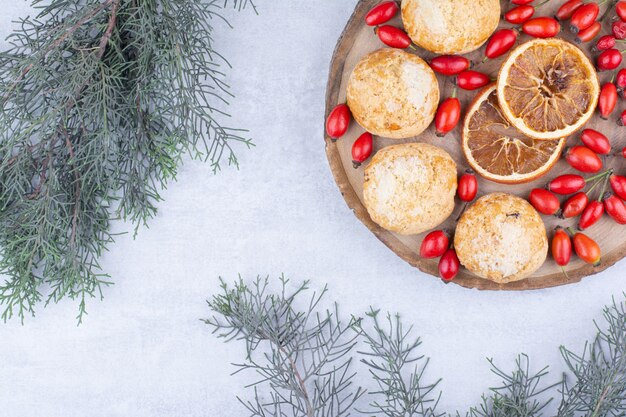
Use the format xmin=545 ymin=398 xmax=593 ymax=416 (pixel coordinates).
xmin=1 ymin=0 xmax=117 ymax=105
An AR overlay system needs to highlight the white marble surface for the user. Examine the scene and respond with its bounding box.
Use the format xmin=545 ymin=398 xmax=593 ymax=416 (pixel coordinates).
xmin=1 ymin=1 xmax=625 ymax=416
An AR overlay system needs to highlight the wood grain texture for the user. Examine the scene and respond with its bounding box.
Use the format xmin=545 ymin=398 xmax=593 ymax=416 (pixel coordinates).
xmin=324 ymin=0 xmax=626 ymax=290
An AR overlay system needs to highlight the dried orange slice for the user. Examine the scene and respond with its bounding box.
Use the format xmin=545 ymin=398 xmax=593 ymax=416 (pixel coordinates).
xmin=463 ymin=84 xmax=565 ymax=184
xmin=497 ymin=38 xmax=599 ymax=141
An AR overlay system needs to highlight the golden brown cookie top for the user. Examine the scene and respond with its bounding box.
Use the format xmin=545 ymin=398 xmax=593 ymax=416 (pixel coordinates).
xmin=347 ymin=49 xmax=439 ymax=139
xmin=401 ymin=0 xmax=500 ymax=55
xmin=363 ymin=143 xmax=457 ymax=235
xmin=454 ymin=193 xmax=548 ymax=283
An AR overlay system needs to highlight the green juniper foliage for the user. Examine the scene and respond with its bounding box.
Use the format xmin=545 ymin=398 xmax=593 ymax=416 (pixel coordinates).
xmin=355 ymin=309 xmax=443 ymax=417
xmin=0 ymin=0 xmax=254 ymax=322
xmin=557 ymin=298 xmax=626 ymax=417
xmin=204 ymin=276 xmax=365 ymax=417
xmin=461 ymin=355 xmax=559 ymax=417
xmin=207 ymin=277 xmax=626 ymax=417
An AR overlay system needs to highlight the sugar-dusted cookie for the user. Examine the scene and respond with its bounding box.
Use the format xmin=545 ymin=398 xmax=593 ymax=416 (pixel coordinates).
xmin=347 ymin=49 xmax=439 ymax=139
xmin=363 ymin=143 xmax=457 ymax=235
xmin=455 ymin=193 xmax=548 ymax=283
xmin=401 ymin=0 xmax=500 ymax=55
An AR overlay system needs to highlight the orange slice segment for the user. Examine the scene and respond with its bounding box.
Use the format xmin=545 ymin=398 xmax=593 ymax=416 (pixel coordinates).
xmin=497 ymin=38 xmax=599 ymax=141
xmin=463 ymin=84 xmax=566 ymax=184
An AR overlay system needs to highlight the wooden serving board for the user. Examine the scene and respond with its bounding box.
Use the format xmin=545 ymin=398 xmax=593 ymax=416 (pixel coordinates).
xmin=324 ymin=0 xmax=626 ymax=290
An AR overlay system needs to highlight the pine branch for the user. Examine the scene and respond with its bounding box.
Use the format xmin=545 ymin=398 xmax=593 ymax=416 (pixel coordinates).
xmin=355 ymin=309 xmax=443 ymax=417
xmin=204 ymin=275 xmax=365 ymax=417
xmin=0 ymin=0 xmax=255 ymax=322
xmin=457 ymin=355 xmax=559 ymax=417
xmin=205 ymin=277 xmax=626 ymax=416
xmin=557 ymin=297 xmax=626 ymax=417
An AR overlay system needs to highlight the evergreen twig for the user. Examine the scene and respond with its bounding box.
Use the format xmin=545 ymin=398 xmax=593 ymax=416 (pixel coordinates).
xmin=0 ymin=0 xmax=255 ymax=322
xmin=460 ymin=355 xmax=560 ymax=417
xmin=206 ymin=277 xmax=626 ymax=417
xmin=355 ymin=308 xmax=443 ymax=417
xmin=557 ymin=297 xmax=626 ymax=417
xmin=204 ymin=275 xmax=365 ymax=417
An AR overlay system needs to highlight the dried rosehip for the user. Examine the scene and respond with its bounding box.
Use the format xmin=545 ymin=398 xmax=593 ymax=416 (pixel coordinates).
xmin=595 ymin=35 xmax=616 ymax=51
xmin=375 ymin=25 xmax=413 ymax=49
xmin=457 ymin=172 xmax=478 ymax=202
xmin=570 ymin=3 xmax=599 ymax=33
xmin=577 ymin=21 xmax=601 ymax=43
xmin=365 ymin=1 xmax=399 ymax=26
xmin=610 ymin=175 xmax=626 ymax=200
xmin=579 ymin=201 xmax=604 ymax=230
xmin=548 ymin=174 xmax=585 ymax=195
xmin=614 ymin=21 xmax=626 ymax=40
xmin=597 ymin=49 xmax=623 ymax=71
xmin=562 ymin=192 xmax=589 ymax=218
xmin=326 ymin=104 xmax=352 ymax=140
xmin=581 ymin=129 xmax=611 ymax=154
xmin=485 ymin=29 xmax=518 ymax=59
xmin=352 ymin=132 xmax=373 ymax=168
xmin=420 ymin=230 xmax=450 ymax=259
xmin=439 ymin=249 xmax=460 ymax=281
xmin=505 ymin=6 xmax=535 ymax=24
xmin=565 ymin=146 xmax=603 ymax=173
xmin=572 ymin=231 xmax=601 ymax=265
xmin=456 ymin=71 xmax=490 ymax=90
xmin=552 ymin=227 xmax=572 ymax=266
xmin=599 ymin=83 xmax=618 ymax=119
xmin=523 ymin=17 xmax=561 ymax=38
xmin=430 ymin=55 xmax=470 ymax=76
xmin=435 ymin=94 xmax=462 ymax=137
xmin=529 ymin=188 xmax=561 ymax=215
xmin=604 ymin=193 xmax=626 ymax=224
xmin=556 ymin=0 xmax=584 ymax=21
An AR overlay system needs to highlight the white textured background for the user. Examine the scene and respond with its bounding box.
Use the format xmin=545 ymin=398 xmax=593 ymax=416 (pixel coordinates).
xmin=1 ymin=1 xmax=625 ymax=416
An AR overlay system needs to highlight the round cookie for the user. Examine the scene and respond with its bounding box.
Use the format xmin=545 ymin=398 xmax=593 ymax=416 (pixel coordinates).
xmin=454 ymin=193 xmax=548 ymax=283
xmin=363 ymin=143 xmax=457 ymax=235
xmin=346 ymin=49 xmax=439 ymax=139
xmin=401 ymin=0 xmax=500 ymax=55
